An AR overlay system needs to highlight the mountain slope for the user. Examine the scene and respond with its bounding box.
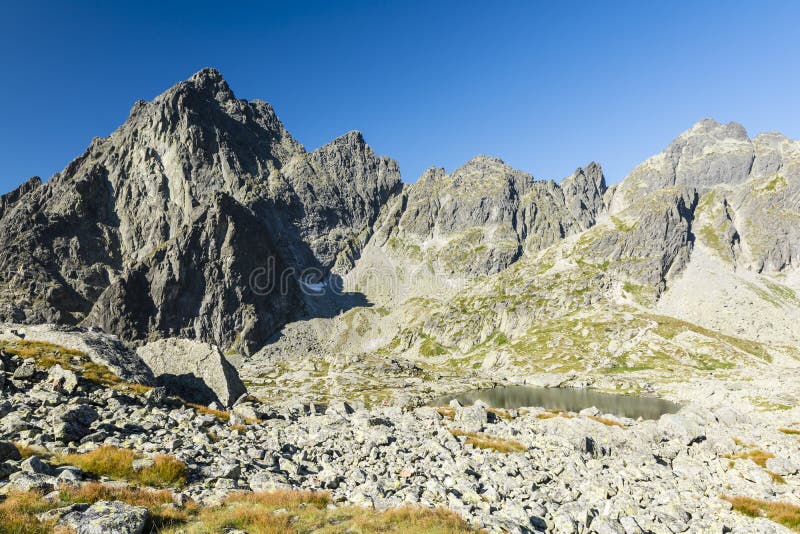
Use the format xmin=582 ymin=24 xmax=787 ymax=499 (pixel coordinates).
xmin=1 ymin=70 xmax=799 ymax=404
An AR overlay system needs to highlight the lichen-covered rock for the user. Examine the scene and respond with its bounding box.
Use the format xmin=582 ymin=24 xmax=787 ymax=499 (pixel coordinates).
xmin=60 ymin=500 xmax=149 ymax=534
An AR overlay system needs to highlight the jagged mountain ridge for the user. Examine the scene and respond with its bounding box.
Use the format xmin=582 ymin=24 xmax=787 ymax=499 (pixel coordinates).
xmin=243 ymin=121 xmax=800 ymax=402
xmin=1 ymin=69 xmax=799 ymax=381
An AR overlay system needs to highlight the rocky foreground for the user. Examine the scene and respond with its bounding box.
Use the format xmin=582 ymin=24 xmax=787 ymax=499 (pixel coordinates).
xmin=1 ymin=338 xmax=799 ymax=533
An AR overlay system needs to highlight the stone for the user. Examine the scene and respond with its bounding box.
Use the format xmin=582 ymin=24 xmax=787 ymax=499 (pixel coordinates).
xmin=145 ymin=386 xmax=167 ymax=405
xmin=45 ymin=364 xmax=79 ymax=394
xmin=657 ymin=414 xmax=705 ymax=446
xmin=12 ymin=359 xmax=36 ymax=380
xmin=4 ymin=472 xmax=55 ymax=493
xmin=0 ymin=440 xmax=21 ymax=461
xmin=455 ymin=404 xmax=488 ymax=432
xmin=765 ymin=457 xmax=798 ymax=476
xmin=20 ymin=455 xmax=55 ymax=475
xmin=132 ymin=458 xmax=155 ymax=471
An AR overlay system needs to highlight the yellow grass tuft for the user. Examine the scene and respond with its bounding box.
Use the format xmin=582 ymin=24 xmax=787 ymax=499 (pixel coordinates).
xmin=186 ymin=402 xmax=231 ymax=422
xmin=767 ymin=470 xmax=787 ymax=484
xmin=166 ymin=490 xmax=476 ymax=534
xmin=588 ymin=415 xmax=625 ymax=428
xmin=724 ymin=449 xmax=775 ymax=468
xmin=58 ymin=446 xmax=187 ymax=488
xmin=0 ymin=490 xmax=59 ymax=534
xmin=449 ymin=429 xmax=526 ymax=453
xmin=13 ymin=443 xmax=46 ymax=460
xmin=535 ymin=409 xmax=574 ymax=420
xmin=723 ymin=495 xmax=800 ymax=531
xmin=0 ymin=487 xmax=478 ymax=534
xmin=435 ymin=406 xmax=455 ymax=420
xmin=0 ymin=483 xmax=195 ymax=533
xmin=779 ymin=428 xmax=800 ymax=436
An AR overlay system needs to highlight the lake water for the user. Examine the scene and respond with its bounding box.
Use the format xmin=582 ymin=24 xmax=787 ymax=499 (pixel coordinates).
xmin=429 ymin=385 xmax=680 ymax=420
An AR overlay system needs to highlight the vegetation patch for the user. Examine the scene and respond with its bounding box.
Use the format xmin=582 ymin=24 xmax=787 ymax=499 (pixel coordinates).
xmin=723 ymin=495 xmax=800 ymax=532
xmin=768 ymin=470 xmax=786 ymax=484
xmin=419 ymin=334 xmax=449 ymax=357
xmin=187 ymin=402 xmax=231 ymax=422
xmin=0 ymin=483 xmax=193 ymax=534
xmin=748 ymin=397 xmax=793 ymax=411
xmin=13 ymin=443 xmax=45 ymax=460
xmin=723 ymin=448 xmax=775 ymax=468
xmin=167 ymin=490 xmax=476 ymax=533
xmin=535 ymin=410 xmax=575 ymax=420
xmin=449 ymin=429 xmax=526 ymax=453
xmin=645 ymin=314 xmax=772 ymax=362
xmin=779 ymin=428 xmax=800 ymax=436
xmin=611 ymin=216 xmax=637 ymax=232
xmin=0 ymin=340 xmax=151 ymax=396
xmin=57 ymin=446 xmax=187 ymax=488
xmin=435 ymin=406 xmax=455 ymax=420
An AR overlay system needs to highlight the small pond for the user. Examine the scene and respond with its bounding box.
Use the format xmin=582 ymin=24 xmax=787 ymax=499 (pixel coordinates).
xmin=430 ymin=385 xmax=680 ymax=420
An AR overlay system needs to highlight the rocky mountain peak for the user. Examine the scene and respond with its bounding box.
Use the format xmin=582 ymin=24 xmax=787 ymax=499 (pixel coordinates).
xmin=185 ymin=67 xmax=235 ymax=101
xmin=680 ymin=118 xmax=748 ymax=142
xmin=329 ymin=130 xmax=366 ymax=146
xmin=609 ymin=118 xmax=756 ymax=213
xmin=458 ymin=155 xmax=511 ymax=173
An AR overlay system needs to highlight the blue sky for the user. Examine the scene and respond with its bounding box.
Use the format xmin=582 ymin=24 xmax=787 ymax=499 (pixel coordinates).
xmin=1 ymin=1 xmax=799 ymax=193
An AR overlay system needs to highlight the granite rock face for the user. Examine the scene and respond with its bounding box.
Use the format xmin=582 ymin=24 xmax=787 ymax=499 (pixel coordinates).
xmin=374 ymin=156 xmax=608 ymax=277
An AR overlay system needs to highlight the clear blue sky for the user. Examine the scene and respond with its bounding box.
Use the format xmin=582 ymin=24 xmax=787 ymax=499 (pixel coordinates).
xmin=1 ymin=1 xmax=799 ymax=193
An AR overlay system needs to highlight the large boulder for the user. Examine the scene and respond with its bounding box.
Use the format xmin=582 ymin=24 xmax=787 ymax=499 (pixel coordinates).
xmin=137 ymin=338 xmax=246 ymax=407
